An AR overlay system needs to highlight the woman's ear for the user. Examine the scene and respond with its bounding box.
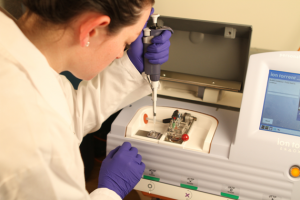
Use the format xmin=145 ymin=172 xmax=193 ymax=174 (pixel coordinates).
xmin=79 ymin=13 xmax=111 ymax=47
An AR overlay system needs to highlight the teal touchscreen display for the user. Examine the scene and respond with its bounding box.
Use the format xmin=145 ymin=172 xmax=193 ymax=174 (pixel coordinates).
xmin=260 ymin=70 xmax=300 ymax=137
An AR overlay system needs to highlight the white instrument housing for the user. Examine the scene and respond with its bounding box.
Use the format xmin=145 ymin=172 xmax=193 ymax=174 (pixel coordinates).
xmin=108 ymin=52 xmax=300 ymax=200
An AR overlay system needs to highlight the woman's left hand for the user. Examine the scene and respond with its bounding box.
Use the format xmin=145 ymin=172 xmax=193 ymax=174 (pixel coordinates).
xmin=144 ymin=31 xmax=172 ymax=65
xmin=127 ymin=8 xmax=172 ymax=73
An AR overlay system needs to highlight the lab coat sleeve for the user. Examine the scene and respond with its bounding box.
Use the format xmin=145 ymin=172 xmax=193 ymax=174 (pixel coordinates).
xmin=60 ymin=51 xmax=152 ymax=143
xmin=90 ymin=188 xmax=122 ymax=200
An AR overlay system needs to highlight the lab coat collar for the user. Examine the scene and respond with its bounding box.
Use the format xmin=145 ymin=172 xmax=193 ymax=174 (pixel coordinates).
xmin=0 ymin=12 xmax=72 ymax=128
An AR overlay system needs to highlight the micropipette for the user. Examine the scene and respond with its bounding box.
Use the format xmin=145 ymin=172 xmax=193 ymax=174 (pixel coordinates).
xmin=143 ymin=14 xmax=173 ymax=124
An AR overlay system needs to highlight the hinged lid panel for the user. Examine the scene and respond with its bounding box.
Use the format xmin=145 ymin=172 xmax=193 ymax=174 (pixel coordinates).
xmin=154 ymin=16 xmax=252 ymax=92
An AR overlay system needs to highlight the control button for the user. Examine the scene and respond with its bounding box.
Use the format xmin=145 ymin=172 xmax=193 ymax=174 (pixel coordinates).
xmin=144 ymin=114 xmax=148 ymax=124
xmin=182 ymin=134 xmax=189 ymax=142
xmin=147 ymin=181 xmax=155 ymax=191
xmin=184 ymin=190 xmax=192 ymax=199
xmin=290 ymin=166 xmax=300 ymax=178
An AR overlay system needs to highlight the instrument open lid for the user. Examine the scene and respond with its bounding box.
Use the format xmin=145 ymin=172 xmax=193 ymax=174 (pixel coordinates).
xmin=151 ymin=16 xmax=252 ymax=108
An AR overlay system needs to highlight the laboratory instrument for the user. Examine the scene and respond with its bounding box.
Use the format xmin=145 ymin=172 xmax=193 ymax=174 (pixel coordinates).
xmin=108 ymin=17 xmax=300 ymax=200
xmin=143 ymin=14 xmax=173 ymax=124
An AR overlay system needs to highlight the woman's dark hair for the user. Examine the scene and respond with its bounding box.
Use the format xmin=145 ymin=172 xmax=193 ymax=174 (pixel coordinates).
xmin=22 ymin=0 xmax=154 ymax=34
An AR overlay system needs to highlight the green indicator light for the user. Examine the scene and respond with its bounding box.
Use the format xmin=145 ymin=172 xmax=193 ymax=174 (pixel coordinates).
xmin=143 ymin=175 xmax=160 ymax=182
xmin=221 ymin=192 xmax=239 ymax=199
xmin=180 ymin=184 xmax=198 ymax=190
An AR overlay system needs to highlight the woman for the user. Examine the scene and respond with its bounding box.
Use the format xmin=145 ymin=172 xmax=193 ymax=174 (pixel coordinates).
xmin=0 ymin=0 xmax=171 ymax=199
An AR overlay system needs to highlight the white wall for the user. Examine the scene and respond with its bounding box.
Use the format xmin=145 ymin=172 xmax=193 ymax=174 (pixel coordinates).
xmin=153 ymin=0 xmax=300 ymax=51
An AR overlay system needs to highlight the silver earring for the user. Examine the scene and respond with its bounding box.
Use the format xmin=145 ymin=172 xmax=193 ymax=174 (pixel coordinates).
xmin=85 ymin=41 xmax=90 ymax=47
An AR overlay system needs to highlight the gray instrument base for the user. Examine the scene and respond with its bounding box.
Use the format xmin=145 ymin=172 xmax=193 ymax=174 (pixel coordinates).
xmin=107 ymin=96 xmax=299 ymax=200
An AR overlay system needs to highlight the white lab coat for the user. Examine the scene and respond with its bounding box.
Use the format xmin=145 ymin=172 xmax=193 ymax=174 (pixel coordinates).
xmin=0 ymin=11 xmax=151 ymax=200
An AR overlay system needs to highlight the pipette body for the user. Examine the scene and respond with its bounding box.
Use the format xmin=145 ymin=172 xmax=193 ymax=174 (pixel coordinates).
xmin=143 ymin=14 xmax=173 ymax=124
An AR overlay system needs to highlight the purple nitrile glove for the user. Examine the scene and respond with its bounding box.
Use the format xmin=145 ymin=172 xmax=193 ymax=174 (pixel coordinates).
xmin=128 ymin=28 xmax=172 ymax=72
xmin=127 ymin=8 xmax=154 ymax=73
xmin=144 ymin=31 xmax=172 ymax=64
xmin=98 ymin=142 xmax=145 ymax=199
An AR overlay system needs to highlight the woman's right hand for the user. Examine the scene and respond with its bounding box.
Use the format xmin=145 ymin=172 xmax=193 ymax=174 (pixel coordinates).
xmin=97 ymin=142 xmax=145 ymax=199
